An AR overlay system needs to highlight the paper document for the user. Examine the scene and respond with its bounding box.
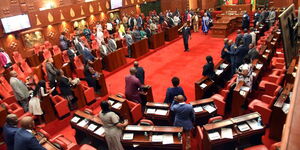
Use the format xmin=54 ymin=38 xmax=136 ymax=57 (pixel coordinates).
xmin=220 ymin=63 xmax=229 ymax=69
xmin=252 ymin=72 xmax=257 ymax=77
xmin=208 ymin=132 xmax=221 ymax=140
xmin=276 ymin=51 xmax=282 ymax=54
xmin=256 ymin=64 xmax=263 ymax=70
xmin=200 ymin=83 xmax=207 ymax=89
xmin=133 ymin=144 xmax=140 ymax=147
xmin=265 ymin=49 xmax=271 ymax=53
xmin=240 ymin=86 xmax=250 ymax=92
xmin=282 ymin=103 xmax=290 ymax=114
xmin=292 ymin=72 xmax=296 ymax=78
xmin=237 ymin=123 xmax=250 ymax=132
xmin=87 ymin=123 xmax=98 ymax=131
xmin=155 ymin=109 xmax=168 ymax=115
xmin=112 ymin=102 xmax=122 ymax=109
xmin=152 ymin=135 xmax=163 ymax=142
xmin=194 ymin=106 xmax=203 ymax=112
xmin=108 ymin=100 xmax=115 ymax=105
xmin=71 ymin=116 xmax=80 ymax=123
xmin=221 ymin=128 xmax=233 ymax=139
xmin=77 ymin=119 xmax=89 ymax=127
xmin=162 ymin=134 xmax=174 ymax=144
xmin=262 ymin=55 xmax=267 ymax=58
xmin=146 ymin=108 xmax=156 ymax=114
xmin=123 ymin=133 xmax=134 ymax=140
xmin=203 ymin=105 xmax=216 ymax=113
xmin=246 ymin=120 xmax=263 ymax=130
xmin=239 ymin=91 xmax=246 ymax=97
xmin=94 ymin=127 xmax=105 ymax=136
xmin=215 ymin=69 xmax=223 ymax=76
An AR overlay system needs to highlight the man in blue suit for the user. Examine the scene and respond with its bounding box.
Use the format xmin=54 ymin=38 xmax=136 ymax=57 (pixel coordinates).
xmin=3 ymin=114 xmax=18 ymax=150
xmin=14 ymin=116 xmax=46 ymax=150
xmin=171 ymin=95 xmax=195 ymax=131
xmin=179 ymin=23 xmax=192 ymax=52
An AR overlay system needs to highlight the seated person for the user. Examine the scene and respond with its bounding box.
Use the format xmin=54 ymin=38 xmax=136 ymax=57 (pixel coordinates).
xmin=3 ymin=114 xmax=18 ymax=150
xmin=236 ymin=64 xmax=253 ymax=90
xmin=164 ymin=77 xmax=186 ymax=104
xmin=84 ymin=64 xmax=101 ymax=94
xmin=139 ymin=27 xmax=147 ymax=39
xmin=132 ymin=26 xmax=142 ymax=42
xmin=100 ymin=41 xmax=111 ymax=56
xmin=202 ymin=56 xmax=216 ymax=80
xmin=81 ymin=44 xmax=95 ymax=64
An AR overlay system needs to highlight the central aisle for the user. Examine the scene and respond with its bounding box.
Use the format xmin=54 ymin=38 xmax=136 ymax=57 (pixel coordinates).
xmin=106 ymin=32 xmax=236 ymax=102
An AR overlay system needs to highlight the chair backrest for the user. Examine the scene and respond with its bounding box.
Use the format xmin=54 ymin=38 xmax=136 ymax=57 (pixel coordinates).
xmin=20 ymin=61 xmax=32 ymax=75
xmin=62 ymin=51 xmax=70 ymax=63
xmin=208 ymin=116 xmax=223 ymax=124
xmin=53 ymin=45 xmax=61 ymax=55
xmin=12 ymin=51 xmax=23 ymax=63
xmin=74 ymin=56 xmax=84 ymax=69
xmin=34 ymin=45 xmax=41 ymax=54
xmin=44 ymin=41 xmax=52 ymax=49
xmin=12 ymin=64 xmax=26 ymax=81
xmin=0 ymin=76 xmax=12 ymax=93
xmin=91 ymin=40 xmax=99 ymax=50
xmin=139 ymin=119 xmax=154 ymax=126
xmin=83 ymin=85 xmax=95 ymax=104
xmin=43 ymin=49 xmax=52 ymax=60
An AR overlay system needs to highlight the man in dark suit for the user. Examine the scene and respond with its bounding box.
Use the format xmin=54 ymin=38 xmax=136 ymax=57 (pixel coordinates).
xmin=145 ymin=25 xmax=152 ymax=38
xmin=221 ymin=38 xmax=231 ymax=63
xmin=14 ymin=116 xmax=46 ymax=150
xmin=180 ymin=23 xmax=192 ymax=52
xmin=125 ymin=31 xmax=134 ymax=57
xmin=3 ymin=114 xmax=18 ymax=150
xmin=134 ymin=61 xmax=145 ymax=84
xmin=81 ymin=45 xmax=95 ymax=64
xmin=171 ymin=95 xmax=195 ymax=131
xmin=246 ymin=44 xmax=259 ymax=61
xmin=202 ymin=56 xmax=216 ymax=80
xmin=242 ymin=29 xmax=252 ymax=48
xmin=235 ymin=30 xmax=243 ymax=47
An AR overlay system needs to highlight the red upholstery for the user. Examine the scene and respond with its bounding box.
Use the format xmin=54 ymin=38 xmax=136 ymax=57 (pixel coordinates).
xmin=12 ymin=51 xmax=24 ymax=64
xmin=51 ymin=95 xmax=70 ymax=118
xmin=12 ymin=64 xmax=26 ymax=81
xmin=34 ymin=45 xmax=42 ymax=54
xmin=82 ymin=84 xmax=96 ymax=104
xmin=0 ymin=84 xmax=16 ymax=104
xmin=139 ymin=119 xmax=154 ymax=126
xmin=196 ymin=126 xmax=203 ymax=150
xmin=91 ymin=40 xmax=99 ymax=50
xmin=2 ymin=102 xmax=33 ymax=120
xmin=211 ymin=90 xmax=229 ymax=116
xmin=38 ymin=129 xmax=51 ymax=139
xmin=127 ymin=100 xmax=143 ymax=124
xmin=44 ymin=41 xmax=52 ymax=49
xmin=50 ymin=134 xmax=78 ymax=150
xmin=20 ymin=61 xmax=33 ymax=76
xmin=225 ymin=75 xmax=237 ymax=90
xmin=259 ymin=83 xmax=282 ymax=97
xmin=43 ymin=49 xmax=52 ymax=60
xmin=248 ymin=95 xmax=276 ymax=125
xmin=259 ymin=74 xmax=284 ymax=89
xmin=0 ymin=76 xmax=13 ymax=93
xmin=52 ymin=45 xmax=61 ymax=55
xmin=80 ymin=144 xmax=97 ymax=150
xmin=208 ymin=116 xmax=223 ymax=124
xmin=244 ymin=145 xmax=268 ymax=150
xmin=62 ymin=51 xmax=70 ymax=63
xmin=74 ymin=56 xmax=85 ymax=79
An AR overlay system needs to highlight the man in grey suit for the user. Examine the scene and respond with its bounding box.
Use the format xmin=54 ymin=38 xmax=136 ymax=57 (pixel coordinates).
xmin=9 ymin=71 xmax=30 ymax=112
xmin=100 ymin=41 xmax=110 ymax=56
xmin=132 ymin=26 xmax=141 ymax=42
xmin=107 ymin=35 xmax=117 ymax=52
xmin=125 ymin=31 xmax=134 ymax=58
xmin=46 ymin=58 xmax=59 ymax=93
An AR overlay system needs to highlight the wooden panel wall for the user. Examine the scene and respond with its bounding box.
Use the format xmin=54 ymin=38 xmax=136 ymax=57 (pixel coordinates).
xmin=160 ymin=0 xmax=188 ymax=13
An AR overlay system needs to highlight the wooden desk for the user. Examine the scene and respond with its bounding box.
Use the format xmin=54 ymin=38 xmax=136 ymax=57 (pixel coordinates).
xmin=165 ymin=26 xmax=179 ymax=41
xmin=190 ymin=98 xmax=217 ymax=125
xmin=103 ymin=48 xmax=127 ymax=72
xmin=131 ymin=38 xmax=149 ymax=58
xmin=122 ymin=125 xmax=184 ymax=149
xmin=269 ymin=83 xmax=293 ymax=141
xmin=203 ymin=112 xmax=265 ymax=150
xmin=144 ymin=102 xmax=170 ymax=125
xmin=41 ymin=96 xmax=57 ymax=123
xmin=221 ymin=4 xmax=251 ymax=14
xmin=72 ymin=83 xmax=87 ymax=109
xmin=108 ymin=95 xmax=132 ymax=123
xmin=149 ymin=32 xmax=165 ymax=49
xmin=98 ymin=72 xmax=108 ymax=97
xmin=286 ymin=57 xmax=298 ymax=84
xmin=211 ymin=15 xmax=241 ymax=38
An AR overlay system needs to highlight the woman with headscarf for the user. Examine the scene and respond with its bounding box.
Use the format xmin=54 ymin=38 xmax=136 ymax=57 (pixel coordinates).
xmin=202 ymin=13 xmax=210 ymax=35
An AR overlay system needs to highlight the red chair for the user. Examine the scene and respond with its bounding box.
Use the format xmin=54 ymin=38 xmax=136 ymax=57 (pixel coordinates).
xmin=74 ymin=56 xmax=85 ymax=79
xmin=0 ymin=76 xmax=13 ymax=94
xmin=12 ymin=51 xmax=24 ymax=64
xmin=44 ymin=41 xmax=52 ymax=49
xmin=259 ymin=74 xmax=284 ymax=89
xmin=12 ymin=64 xmax=26 ymax=81
xmin=224 ymin=75 xmax=237 ymax=90
xmin=51 ymin=95 xmax=70 ymax=118
xmin=80 ymin=144 xmax=97 ymax=150
xmin=62 ymin=51 xmax=70 ymax=63
xmin=211 ymin=90 xmax=229 ymax=116
xmin=195 ymin=126 xmax=203 ymax=150
xmin=138 ymin=119 xmax=154 ymax=126
xmin=91 ymin=40 xmax=99 ymax=51
xmin=52 ymin=45 xmax=61 ymax=55
xmin=43 ymin=49 xmax=52 ymax=60
xmin=244 ymin=142 xmax=281 ymax=150
xmin=1 ymin=101 xmax=33 ymax=120
xmin=208 ymin=116 xmax=223 ymax=124
xmin=126 ymin=100 xmax=143 ymax=124
xmin=258 ymin=83 xmax=282 ymax=97
xmin=34 ymin=45 xmax=42 ymax=54
xmin=0 ymin=84 xmax=16 ymax=104
xmin=248 ymin=95 xmax=276 ymax=125
xmin=20 ymin=61 xmax=33 ymax=76
xmin=82 ymin=84 xmax=96 ymax=104
xmin=50 ymin=134 xmax=78 ymax=150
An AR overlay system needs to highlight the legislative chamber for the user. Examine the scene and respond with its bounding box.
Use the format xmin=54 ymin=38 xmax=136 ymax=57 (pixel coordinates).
xmin=0 ymin=0 xmax=299 ymax=150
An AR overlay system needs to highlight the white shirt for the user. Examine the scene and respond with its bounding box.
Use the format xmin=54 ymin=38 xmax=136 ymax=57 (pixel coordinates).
xmin=106 ymin=23 xmax=113 ymax=31
xmin=250 ymin=31 xmax=256 ymax=45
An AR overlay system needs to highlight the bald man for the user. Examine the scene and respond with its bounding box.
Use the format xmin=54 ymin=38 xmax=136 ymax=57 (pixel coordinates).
xmin=3 ymin=114 xmax=18 ymax=150
xmin=14 ymin=116 xmax=46 ymax=150
xmin=125 ymin=67 xmax=142 ymax=103
xmin=9 ymin=71 xmax=30 ymax=111
xmin=171 ymin=95 xmax=195 ymax=131
xmin=133 ymin=61 xmax=145 ymax=84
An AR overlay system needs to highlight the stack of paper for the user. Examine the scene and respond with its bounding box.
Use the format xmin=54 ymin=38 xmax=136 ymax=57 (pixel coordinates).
xmin=262 ymin=55 xmax=267 ymax=58
xmin=256 ymin=64 xmax=263 ymax=70
xmin=146 ymin=108 xmax=156 ymax=114
xmin=200 ymin=83 xmax=207 ymax=89
xmin=94 ymin=127 xmax=105 ymax=136
xmin=215 ymin=69 xmax=223 ymax=76
xmin=108 ymin=100 xmax=115 ymax=105
xmin=71 ymin=116 xmax=80 ymax=123
xmin=265 ymin=49 xmax=271 ymax=53
xmin=155 ymin=109 xmax=168 ymax=115
xmin=123 ymin=133 xmax=134 ymax=140
xmin=203 ymin=105 xmax=216 ymax=113
xmin=221 ymin=128 xmax=233 ymax=139
xmin=237 ymin=123 xmax=250 ymax=132
xmin=239 ymin=91 xmax=246 ymax=97
xmin=77 ymin=119 xmax=89 ymax=127
xmin=276 ymin=51 xmax=282 ymax=54
xmin=112 ymin=102 xmax=122 ymax=109
xmin=87 ymin=123 xmax=98 ymax=131
xmin=282 ymin=103 xmax=290 ymax=114
xmin=273 ymin=38 xmax=277 ymax=41
xmin=246 ymin=120 xmax=263 ymax=130
xmin=162 ymin=134 xmax=174 ymax=144
xmin=220 ymin=63 xmax=229 ymax=69
xmin=152 ymin=135 xmax=163 ymax=142
xmin=208 ymin=132 xmax=221 ymax=140
xmin=240 ymin=86 xmax=250 ymax=92
xmin=292 ymin=72 xmax=297 ymax=78
xmin=194 ymin=106 xmax=203 ymax=113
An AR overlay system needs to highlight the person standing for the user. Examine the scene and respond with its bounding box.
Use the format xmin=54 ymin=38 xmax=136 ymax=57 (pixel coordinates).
xmin=57 ymin=70 xmax=77 ymax=110
xmin=83 ymin=25 xmax=92 ymax=42
xmin=249 ymin=27 xmax=256 ymax=45
xmin=3 ymin=114 xmax=19 ymax=150
xmin=164 ymin=77 xmax=187 ymax=104
xmin=125 ymin=31 xmax=134 ymax=58
xmin=14 ymin=116 xmax=46 ymax=150
xmin=202 ymin=13 xmax=210 ymax=35
xmin=242 ymin=29 xmax=252 ymax=48
xmin=192 ymin=14 xmax=199 ymax=32
xmin=125 ymin=67 xmax=143 ymax=103
xmin=235 ymin=30 xmax=243 ymax=47
xmin=221 ymin=38 xmax=231 ymax=63
xmin=242 ymin=12 xmax=250 ymax=29
xmin=179 ymin=23 xmax=191 ymax=52
xmin=99 ymin=101 xmax=128 ymax=150
xmin=59 ymin=32 xmax=70 ymax=50
xmin=133 ymin=61 xmax=145 ymax=84
xmin=9 ymin=71 xmax=30 ymax=112
xmin=0 ymin=48 xmax=12 ymax=68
